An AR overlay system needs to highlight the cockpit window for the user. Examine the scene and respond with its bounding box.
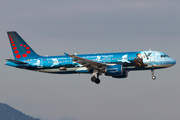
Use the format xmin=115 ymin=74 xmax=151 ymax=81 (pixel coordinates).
xmin=161 ymin=55 xmax=169 ymax=58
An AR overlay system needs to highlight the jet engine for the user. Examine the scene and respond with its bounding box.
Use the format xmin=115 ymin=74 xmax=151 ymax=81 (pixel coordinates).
xmin=105 ymin=65 xmax=123 ymax=76
xmin=112 ymin=71 xmax=128 ymax=78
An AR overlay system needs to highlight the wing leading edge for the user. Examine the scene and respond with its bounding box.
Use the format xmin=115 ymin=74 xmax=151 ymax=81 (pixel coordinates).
xmin=64 ymin=53 xmax=107 ymax=70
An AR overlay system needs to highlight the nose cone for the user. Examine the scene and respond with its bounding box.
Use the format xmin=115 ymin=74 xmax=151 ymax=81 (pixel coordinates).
xmin=169 ymin=58 xmax=176 ymax=66
xmin=172 ymin=58 xmax=176 ymax=65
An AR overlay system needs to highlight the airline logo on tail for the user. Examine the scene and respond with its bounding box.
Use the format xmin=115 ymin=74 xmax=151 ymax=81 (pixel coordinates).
xmin=7 ymin=31 xmax=40 ymax=59
xmin=9 ymin=34 xmax=31 ymax=59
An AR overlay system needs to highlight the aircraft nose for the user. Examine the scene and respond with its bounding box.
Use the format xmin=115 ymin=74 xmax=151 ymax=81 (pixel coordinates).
xmin=171 ymin=58 xmax=176 ymax=65
xmin=173 ymin=59 xmax=176 ymax=65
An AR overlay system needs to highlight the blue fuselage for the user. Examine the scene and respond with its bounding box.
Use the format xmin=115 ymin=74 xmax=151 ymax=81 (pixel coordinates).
xmin=6 ymin=51 xmax=176 ymax=74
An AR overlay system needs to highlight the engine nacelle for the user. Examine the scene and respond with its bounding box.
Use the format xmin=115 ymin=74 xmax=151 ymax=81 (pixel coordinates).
xmin=105 ymin=65 xmax=123 ymax=76
xmin=112 ymin=71 xmax=128 ymax=78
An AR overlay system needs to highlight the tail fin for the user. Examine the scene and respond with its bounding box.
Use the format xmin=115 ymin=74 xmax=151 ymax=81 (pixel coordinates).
xmin=7 ymin=31 xmax=41 ymax=60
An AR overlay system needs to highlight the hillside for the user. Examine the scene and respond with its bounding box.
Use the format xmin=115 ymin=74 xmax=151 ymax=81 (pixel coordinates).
xmin=0 ymin=103 xmax=40 ymax=120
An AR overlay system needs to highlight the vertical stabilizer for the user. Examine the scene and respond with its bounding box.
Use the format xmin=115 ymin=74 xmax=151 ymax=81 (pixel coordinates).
xmin=7 ymin=31 xmax=41 ymax=60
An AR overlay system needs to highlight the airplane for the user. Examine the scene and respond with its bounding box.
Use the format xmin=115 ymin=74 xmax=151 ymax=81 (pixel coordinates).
xmin=5 ymin=31 xmax=176 ymax=84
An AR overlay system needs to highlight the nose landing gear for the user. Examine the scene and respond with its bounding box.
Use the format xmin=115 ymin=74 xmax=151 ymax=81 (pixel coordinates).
xmin=151 ymin=69 xmax=156 ymax=80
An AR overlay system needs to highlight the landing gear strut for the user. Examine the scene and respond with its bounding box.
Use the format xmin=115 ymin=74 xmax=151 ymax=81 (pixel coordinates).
xmin=151 ymin=69 xmax=156 ymax=80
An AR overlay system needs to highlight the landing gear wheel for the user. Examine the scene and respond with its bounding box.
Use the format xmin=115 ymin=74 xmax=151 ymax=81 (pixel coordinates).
xmin=91 ymin=76 xmax=96 ymax=82
xmin=151 ymin=69 xmax=156 ymax=80
xmin=95 ymin=78 xmax=100 ymax=84
xmin=152 ymin=75 xmax=156 ymax=80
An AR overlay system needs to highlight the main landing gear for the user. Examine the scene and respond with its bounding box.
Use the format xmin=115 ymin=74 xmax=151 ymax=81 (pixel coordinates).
xmin=151 ymin=69 xmax=156 ymax=80
xmin=91 ymin=74 xmax=100 ymax=84
xmin=91 ymin=69 xmax=101 ymax=84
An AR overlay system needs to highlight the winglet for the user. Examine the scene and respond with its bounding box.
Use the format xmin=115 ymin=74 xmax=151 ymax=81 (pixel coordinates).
xmin=64 ymin=52 xmax=69 ymax=56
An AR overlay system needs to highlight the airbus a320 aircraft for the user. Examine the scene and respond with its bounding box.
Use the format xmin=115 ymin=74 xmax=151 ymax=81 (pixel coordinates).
xmin=5 ymin=31 xmax=176 ymax=84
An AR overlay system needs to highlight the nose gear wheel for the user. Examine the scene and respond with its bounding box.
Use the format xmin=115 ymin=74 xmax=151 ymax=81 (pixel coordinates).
xmin=151 ymin=69 xmax=156 ymax=80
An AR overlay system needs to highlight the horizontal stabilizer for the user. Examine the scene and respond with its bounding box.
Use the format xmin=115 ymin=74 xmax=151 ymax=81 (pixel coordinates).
xmin=6 ymin=59 xmax=28 ymax=64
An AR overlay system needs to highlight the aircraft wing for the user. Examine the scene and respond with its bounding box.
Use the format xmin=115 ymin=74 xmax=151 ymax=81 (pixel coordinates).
xmin=65 ymin=53 xmax=106 ymax=70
